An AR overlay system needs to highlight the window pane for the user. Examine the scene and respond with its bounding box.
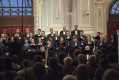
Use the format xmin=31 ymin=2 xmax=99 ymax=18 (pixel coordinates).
xmin=2 ymin=0 xmax=10 ymax=7
xmin=0 ymin=1 xmax=2 ymax=7
xmin=19 ymin=12 xmax=25 ymax=15
xmin=11 ymin=12 xmax=18 ymax=15
xmin=0 ymin=8 xmax=2 ymax=14
xmin=116 ymin=10 xmax=119 ymax=14
xmin=11 ymin=8 xmax=18 ymax=11
xmin=1 ymin=0 xmax=32 ymax=16
xmin=3 ymin=8 xmax=10 ymax=11
xmin=27 ymin=12 xmax=32 ymax=15
xmin=10 ymin=0 xmax=17 ymax=7
xmin=116 ymin=1 xmax=119 ymax=5
xmin=27 ymin=8 xmax=32 ymax=11
xmin=110 ymin=0 xmax=119 ymax=14
xmin=29 ymin=0 xmax=32 ymax=7
xmin=3 ymin=12 xmax=10 ymax=15
xmin=113 ymin=4 xmax=117 ymax=9
xmin=111 ymin=9 xmax=115 ymax=14
xmin=18 ymin=0 xmax=25 ymax=7
xmin=18 ymin=0 xmax=22 ymax=7
xmin=117 ymin=7 xmax=119 ymax=10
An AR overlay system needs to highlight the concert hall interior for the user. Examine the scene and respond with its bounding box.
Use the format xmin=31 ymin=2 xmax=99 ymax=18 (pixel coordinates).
xmin=0 ymin=0 xmax=119 ymax=80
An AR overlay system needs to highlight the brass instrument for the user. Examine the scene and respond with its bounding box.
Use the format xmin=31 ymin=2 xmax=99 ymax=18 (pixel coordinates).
xmin=45 ymin=49 xmax=48 ymax=68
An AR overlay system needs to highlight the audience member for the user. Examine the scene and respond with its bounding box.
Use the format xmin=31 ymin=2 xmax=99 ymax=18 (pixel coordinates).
xmin=17 ymin=60 xmax=30 ymax=77
xmin=63 ymin=57 xmax=74 ymax=74
xmin=45 ymin=57 xmax=65 ymax=80
xmin=63 ymin=75 xmax=76 ymax=80
xmin=102 ymin=69 xmax=119 ymax=80
xmin=75 ymin=64 xmax=89 ymax=80
xmin=12 ymin=55 xmax=21 ymax=71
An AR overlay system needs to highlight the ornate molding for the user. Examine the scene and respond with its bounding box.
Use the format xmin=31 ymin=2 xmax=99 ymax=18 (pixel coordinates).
xmin=34 ymin=0 xmax=41 ymax=28
xmin=95 ymin=0 xmax=106 ymax=7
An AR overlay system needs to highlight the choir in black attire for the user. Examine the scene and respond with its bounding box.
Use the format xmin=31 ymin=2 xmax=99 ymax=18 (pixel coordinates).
xmin=0 ymin=27 xmax=118 ymax=62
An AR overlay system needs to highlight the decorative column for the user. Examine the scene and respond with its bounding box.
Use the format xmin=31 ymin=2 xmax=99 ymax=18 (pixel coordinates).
xmin=77 ymin=0 xmax=95 ymax=35
xmin=34 ymin=0 xmax=41 ymax=34
xmin=117 ymin=30 xmax=119 ymax=64
xmin=95 ymin=0 xmax=106 ymax=33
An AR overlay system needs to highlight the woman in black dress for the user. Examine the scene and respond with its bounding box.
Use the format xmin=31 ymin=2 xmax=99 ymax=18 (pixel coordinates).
xmin=56 ymin=36 xmax=67 ymax=57
xmin=84 ymin=35 xmax=94 ymax=52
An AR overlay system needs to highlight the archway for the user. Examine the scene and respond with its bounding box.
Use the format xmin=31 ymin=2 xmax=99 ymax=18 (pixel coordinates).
xmin=107 ymin=0 xmax=119 ymax=39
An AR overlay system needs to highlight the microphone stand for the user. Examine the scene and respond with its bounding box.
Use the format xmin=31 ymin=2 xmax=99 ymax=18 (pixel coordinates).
xmin=21 ymin=0 xmax=24 ymax=34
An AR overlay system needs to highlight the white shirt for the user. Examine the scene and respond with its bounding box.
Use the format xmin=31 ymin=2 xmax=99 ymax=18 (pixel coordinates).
xmin=41 ymin=37 xmax=44 ymax=39
xmin=63 ymin=31 xmax=66 ymax=35
xmin=38 ymin=34 xmax=41 ymax=36
xmin=27 ymin=33 xmax=29 ymax=37
xmin=67 ymin=37 xmax=70 ymax=39
xmin=55 ymin=37 xmax=58 ymax=40
xmin=51 ymin=34 xmax=54 ymax=37
xmin=75 ymin=30 xmax=78 ymax=35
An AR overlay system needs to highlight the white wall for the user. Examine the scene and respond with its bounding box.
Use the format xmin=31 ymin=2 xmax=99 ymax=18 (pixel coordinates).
xmin=33 ymin=0 xmax=114 ymax=36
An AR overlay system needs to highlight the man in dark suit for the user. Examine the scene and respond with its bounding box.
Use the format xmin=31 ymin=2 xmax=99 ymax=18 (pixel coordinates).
xmin=95 ymin=32 xmax=101 ymax=41
xmin=23 ymin=28 xmax=30 ymax=38
xmin=41 ymin=31 xmax=47 ymax=44
xmin=60 ymin=26 xmax=67 ymax=37
xmin=35 ymin=29 xmax=41 ymax=40
xmin=13 ymin=28 xmax=22 ymax=38
xmin=47 ymin=28 xmax=55 ymax=40
xmin=65 ymin=30 xmax=72 ymax=44
xmin=71 ymin=25 xmax=80 ymax=37
xmin=53 ymin=30 xmax=60 ymax=42
xmin=0 ymin=28 xmax=10 ymax=42
xmin=79 ymin=30 xmax=86 ymax=41
xmin=27 ymin=32 xmax=34 ymax=43
xmin=2 ymin=28 xmax=9 ymax=37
